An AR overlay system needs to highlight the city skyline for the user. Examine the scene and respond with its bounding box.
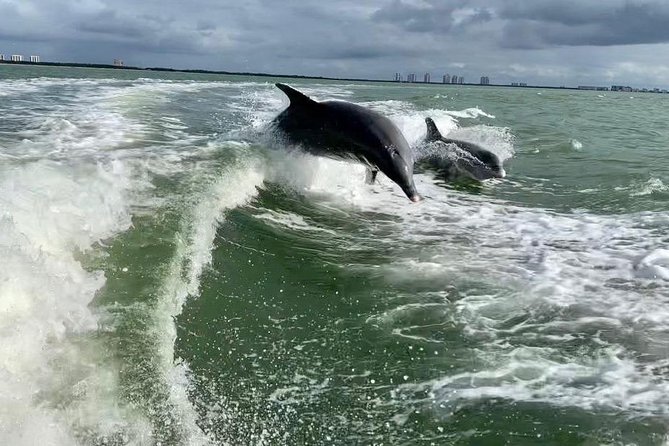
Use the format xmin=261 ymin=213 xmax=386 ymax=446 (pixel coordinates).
xmin=1 ymin=53 xmax=667 ymax=93
xmin=1 ymin=1 xmax=669 ymax=88
xmin=392 ymin=70 xmax=668 ymax=92
xmin=0 ymin=54 xmax=40 ymax=63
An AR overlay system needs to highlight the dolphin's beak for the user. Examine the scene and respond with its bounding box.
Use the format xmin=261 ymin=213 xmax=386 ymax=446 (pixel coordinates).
xmin=402 ymin=182 xmax=422 ymax=202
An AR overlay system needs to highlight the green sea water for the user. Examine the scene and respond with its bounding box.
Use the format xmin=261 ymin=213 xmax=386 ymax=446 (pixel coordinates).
xmin=1 ymin=64 xmax=668 ymax=445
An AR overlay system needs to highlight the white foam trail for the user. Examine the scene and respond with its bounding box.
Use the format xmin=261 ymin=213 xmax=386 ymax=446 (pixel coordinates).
xmin=340 ymin=180 xmax=669 ymax=416
xmin=0 ymin=75 xmax=268 ymax=445
xmin=265 ymin=150 xmax=417 ymax=206
xmin=3 ymin=82 xmax=146 ymax=162
xmin=361 ymin=100 xmax=460 ymax=147
xmin=15 ymin=112 xmax=142 ymax=159
xmin=631 ymin=178 xmax=668 ymax=196
xmin=392 ymin=348 xmax=669 ymax=416
xmin=444 ymin=125 xmax=516 ymax=161
xmin=634 ymin=249 xmax=669 ymax=280
xmin=444 ymin=107 xmax=495 ymax=119
xmin=0 ymin=159 xmax=153 ymax=444
xmin=254 ymin=139 xmax=669 ymax=418
xmin=362 ymin=100 xmax=512 ymax=160
xmin=255 ymin=209 xmax=337 ymax=235
xmin=154 ymin=161 xmax=265 ymax=445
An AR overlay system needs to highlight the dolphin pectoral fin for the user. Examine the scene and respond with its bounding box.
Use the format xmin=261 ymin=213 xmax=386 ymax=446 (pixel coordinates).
xmin=365 ymin=168 xmax=379 ymax=184
xmin=425 ymin=117 xmax=443 ymax=142
xmin=275 ymin=83 xmax=317 ymax=106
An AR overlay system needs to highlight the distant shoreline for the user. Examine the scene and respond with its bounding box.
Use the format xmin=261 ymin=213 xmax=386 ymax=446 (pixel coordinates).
xmin=0 ymin=59 xmax=652 ymax=93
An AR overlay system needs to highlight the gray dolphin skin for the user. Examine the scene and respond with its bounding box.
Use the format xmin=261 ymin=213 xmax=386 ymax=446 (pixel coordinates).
xmin=271 ymin=83 xmax=420 ymax=202
xmin=419 ymin=117 xmax=506 ymax=181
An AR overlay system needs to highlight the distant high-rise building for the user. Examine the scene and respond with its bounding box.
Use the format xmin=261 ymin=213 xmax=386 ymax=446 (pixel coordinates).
xmin=480 ymin=76 xmax=490 ymax=85
xmin=113 ymin=59 xmax=124 ymax=67
xmin=0 ymin=54 xmax=4 ymax=61
xmin=407 ymin=73 xmax=417 ymax=83
xmin=394 ymin=72 xmax=402 ymax=82
xmin=443 ymin=74 xmax=450 ymax=84
xmin=451 ymin=75 xmax=459 ymax=84
xmin=458 ymin=76 xmax=464 ymax=84
xmin=424 ymin=72 xmax=431 ymax=83
xmin=29 ymin=55 xmax=40 ymax=63
xmin=11 ymin=55 xmax=23 ymax=62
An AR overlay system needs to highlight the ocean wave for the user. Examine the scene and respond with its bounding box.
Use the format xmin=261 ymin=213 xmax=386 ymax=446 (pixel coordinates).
xmin=0 ymin=160 xmax=143 ymax=444
xmin=631 ymin=178 xmax=668 ymax=196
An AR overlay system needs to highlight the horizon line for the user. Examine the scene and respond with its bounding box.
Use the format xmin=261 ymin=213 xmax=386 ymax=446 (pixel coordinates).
xmin=0 ymin=59 xmax=662 ymax=93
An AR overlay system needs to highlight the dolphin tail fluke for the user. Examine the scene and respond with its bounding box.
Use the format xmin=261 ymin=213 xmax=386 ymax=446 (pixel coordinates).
xmin=425 ymin=117 xmax=443 ymax=142
xmin=275 ymin=83 xmax=316 ymax=106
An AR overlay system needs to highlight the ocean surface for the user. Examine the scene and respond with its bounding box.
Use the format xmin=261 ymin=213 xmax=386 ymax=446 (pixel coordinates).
xmin=1 ymin=64 xmax=668 ymax=445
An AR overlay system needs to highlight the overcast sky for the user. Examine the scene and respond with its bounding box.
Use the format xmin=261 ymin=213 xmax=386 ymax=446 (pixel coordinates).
xmin=2 ymin=0 xmax=669 ymax=87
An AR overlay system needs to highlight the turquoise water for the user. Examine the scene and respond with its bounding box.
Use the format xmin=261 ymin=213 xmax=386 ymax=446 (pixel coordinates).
xmin=1 ymin=64 xmax=668 ymax=445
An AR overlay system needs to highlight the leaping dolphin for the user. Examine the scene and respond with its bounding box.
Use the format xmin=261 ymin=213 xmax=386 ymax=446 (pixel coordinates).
xmin=271 ymin=83 xmax=420 ymax=202
xmin=419 ymin=117 xmax=506 ymax=181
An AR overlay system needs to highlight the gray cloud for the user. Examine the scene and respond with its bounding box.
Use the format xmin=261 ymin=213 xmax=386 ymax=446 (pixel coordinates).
xmin=372 ymin=0 xmax=669 ymax=48
xmin=76 ymin=10 xmax=159 ymax=39
xmin=373 ymin=1 xmax=492 ymax=33
xmin=1 ymin=0 xmax=669 ymax=88
xmin=499 ymin=1 xmax=669 ymax=47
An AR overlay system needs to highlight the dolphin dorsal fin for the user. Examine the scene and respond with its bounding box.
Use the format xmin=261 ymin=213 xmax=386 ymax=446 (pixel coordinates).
xmin=425 ymin=117 xmax=443 ymax=142
xmin=275 ymin=83 xmax=316 ymax=106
